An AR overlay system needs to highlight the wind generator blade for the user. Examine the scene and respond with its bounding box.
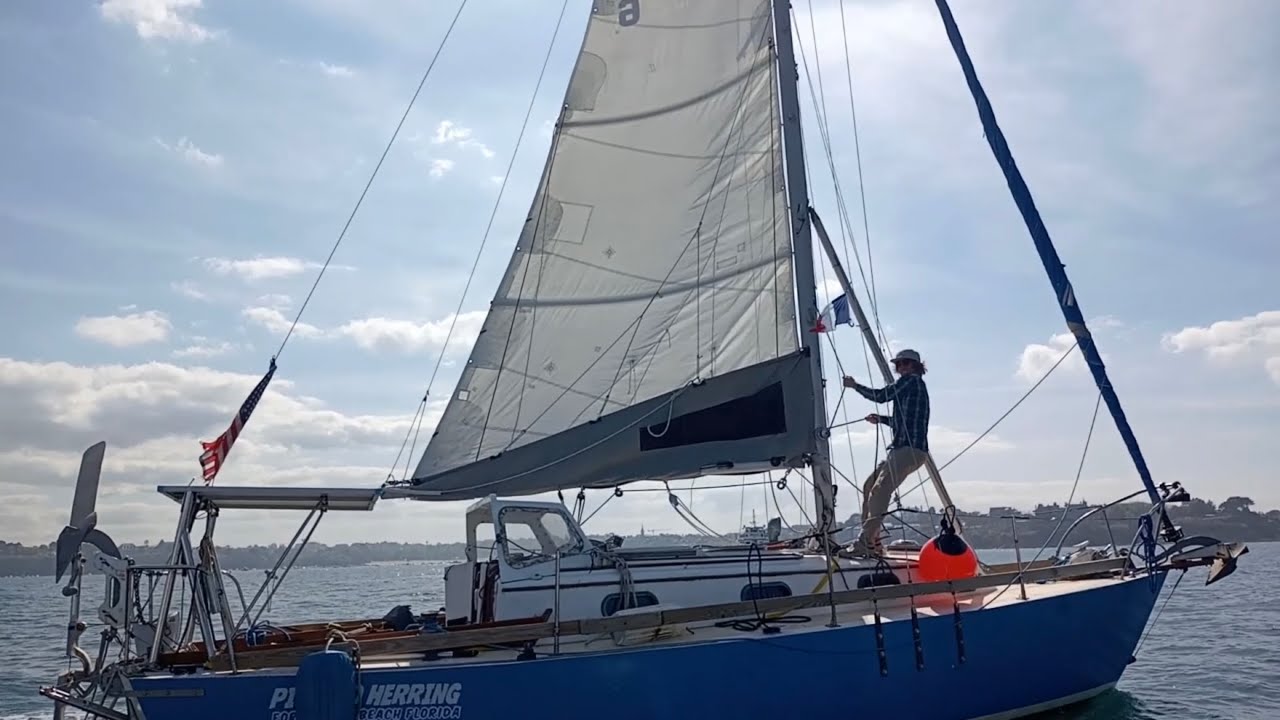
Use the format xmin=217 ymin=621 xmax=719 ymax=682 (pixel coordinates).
xmin=70 ymin=441 xmax=105 ymax=527
xmin=55 ymin=441 xmax=106 ymax=582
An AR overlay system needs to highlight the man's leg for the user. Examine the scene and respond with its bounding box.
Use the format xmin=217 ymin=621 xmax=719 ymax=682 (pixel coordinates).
xmin=856 ymin=461 xmax=890 ymax=553
xmin=860 ymin=461 xmax=882 ymax=529
xmin=855 ymin=448 xmax=927 ymax=553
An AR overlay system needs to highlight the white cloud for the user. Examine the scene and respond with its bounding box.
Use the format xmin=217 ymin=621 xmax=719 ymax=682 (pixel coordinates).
xmin=834 ymin=423 xmax=1013 ymax=459
xmin=75 ymin=311 xmax=172 ymax=347
xmin=1016 ymin=332 xmax=1081 ymax=383
xmin=255 ymin=293 xmax=293 ymax=310
xmin=335 ymin=312 xmax=485 ymax=354
xmin=239 ymin=305 xmax=483 ymax=355
xmin=155 ymin=136 xmax=224 ymax=168
xmin=1014 ymin=318 xmax=1121 ymax=383
xmin=0 ymin=356 xmax=420 ymax=543
xmin=242 ymin=306 xmax=322 ymax=338
xmin=203 ymin=256 xmax=311 ymax=280
xmin=172 ymin=340 xmax=238 ymax=358
xmin=170 ymin=280 xmax=209 ymax=301
xmin=930 ymin=426 xmax=1015 ymax=456
xmin=1267 ymin=358 xmax=1280 ymax=385
xmin=1162 ymin=310 xmax=1280 ymax=360
xmin=317 ymin=61 xmax=354 ymax=78
xmin=1162 ymin=310 xmax=1280 ymax=385
xmin=432 ymin=121 xmax=470 ymax=145
xmin=818 ymin=277 xmax=845 ymax=305
xmin=429 ymin=158 xmax=455 ymax=178
xmin=489 ymin=175 xmax=505 ymax=186
xmin=99 ymin=0 xmax=213 ymax=42
xmin=430 ymin=120 xmax=494 ymax=158
xmin=0 ymin=357 xmax=418 ymax=463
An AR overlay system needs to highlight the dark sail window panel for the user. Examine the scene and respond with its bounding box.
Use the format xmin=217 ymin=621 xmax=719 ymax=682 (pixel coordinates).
xmin=639 ymin=382 xmax=786 ymax=451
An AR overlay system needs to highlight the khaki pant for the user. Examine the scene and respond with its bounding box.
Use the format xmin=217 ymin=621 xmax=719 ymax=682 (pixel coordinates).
xmin=856 ymin=447 xmax=929 ymax=552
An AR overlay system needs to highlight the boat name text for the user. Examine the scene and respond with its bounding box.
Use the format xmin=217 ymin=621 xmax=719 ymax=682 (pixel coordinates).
xmin=269 ymin=683 xmax=462 ymax=720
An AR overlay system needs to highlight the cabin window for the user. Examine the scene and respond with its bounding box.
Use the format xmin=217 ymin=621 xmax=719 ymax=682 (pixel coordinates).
xmin=601 ymin=591 xmax=660 ymax=617
xmin=741 ymin=582 xmax=791 ymax=601
xmin=498 ymin=506 xmax=584 ymax=569
xmin=470 ymin=521 xmax=496 ymax=561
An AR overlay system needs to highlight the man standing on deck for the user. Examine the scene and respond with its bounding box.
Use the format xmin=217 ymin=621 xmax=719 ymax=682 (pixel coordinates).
xmin=843 ymin=349 xmax=931 ymax=556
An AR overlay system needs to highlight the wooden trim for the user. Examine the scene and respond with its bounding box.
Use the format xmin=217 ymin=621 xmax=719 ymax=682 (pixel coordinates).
xmin=201 ymin=612 xmax=552 ymax=671
xmin=209 ymin=557 xmax=1130 ymax=671
xmin=982 ymin=558 xmax=1057 ymax=574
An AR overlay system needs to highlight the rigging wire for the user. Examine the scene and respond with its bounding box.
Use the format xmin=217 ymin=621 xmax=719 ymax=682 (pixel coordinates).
xmin=387 ymin=0 xmax=573 ymax=481
xmin=1134 ymin=570 xmax=1186 ymax=656
xmin=893 ymin=337 xmax=1080 ymax=502
xmin=836 ymin=0 xmax=883 ymax=329
xmin=274 ymin=0 xmax=471 ymax=361
xmin=790 ymin=7 xmax=890 ymax=355
xmin=790 ymin=5 xmax=888 ymax=486
xmin=980 ymin=389 xmax=1104 ymax=610
xmin=789 ymin=20 xmax=869 ymax=525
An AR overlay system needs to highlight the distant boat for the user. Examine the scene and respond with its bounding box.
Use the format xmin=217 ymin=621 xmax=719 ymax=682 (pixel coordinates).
xmin=734 ymin=510 xmax=775 ymax=546
xmin=41 ymin=2 xmax=1248 ymax=720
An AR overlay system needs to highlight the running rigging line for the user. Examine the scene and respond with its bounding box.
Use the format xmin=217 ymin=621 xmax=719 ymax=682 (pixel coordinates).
xmin=836 ymin=0 xmax=883 ymax=335
xmin=389 ymin=0 xmax=574 ymax=481
xmin=980 ymin=390 xmax=1104 ymax=610
xmin=790 ymin=6 xmax=891 ymax=488
xmin=273 ymin=0 xmax=470 ymax=361
xmin=792 ymin=4 xmax=888 ymax=507
xmin=794 ymin=10 xmax=1088 ymax=526
xmin=790 ymin=7 xmax=891 ymax=356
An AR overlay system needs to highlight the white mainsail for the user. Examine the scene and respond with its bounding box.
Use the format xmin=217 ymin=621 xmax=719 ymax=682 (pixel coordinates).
xmin=411 ymin=0 xmax=815 ymax=500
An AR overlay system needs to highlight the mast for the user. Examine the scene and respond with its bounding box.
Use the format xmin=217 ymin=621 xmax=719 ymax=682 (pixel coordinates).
xmin=932 ymin=0 xmax=1177 ymax=539
xmin=809 ymin=209 xmax=959 ymax=519
xmin=771 ymin=0 xmax=836 ymax=535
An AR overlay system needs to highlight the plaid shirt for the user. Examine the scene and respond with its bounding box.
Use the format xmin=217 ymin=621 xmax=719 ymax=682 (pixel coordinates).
xmin=853 ymin=373 xmax=930 ymax=452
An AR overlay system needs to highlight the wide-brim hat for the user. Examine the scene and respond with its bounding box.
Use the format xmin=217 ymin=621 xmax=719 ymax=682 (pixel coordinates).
xmin=892 ymin=349 xmax=922 ymax=364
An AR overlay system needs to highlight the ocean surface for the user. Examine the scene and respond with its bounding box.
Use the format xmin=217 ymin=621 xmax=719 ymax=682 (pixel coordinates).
xmin=1 ymin=543 xmax=1276 ymax=719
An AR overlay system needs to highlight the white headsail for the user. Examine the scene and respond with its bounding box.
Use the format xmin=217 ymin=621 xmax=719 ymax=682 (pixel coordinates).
xmin=411 ymin=0 xmax=813 ymax=500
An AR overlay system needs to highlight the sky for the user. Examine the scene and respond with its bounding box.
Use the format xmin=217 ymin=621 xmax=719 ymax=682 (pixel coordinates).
xmin=0 ymin=0 xmax=1277 ymax=548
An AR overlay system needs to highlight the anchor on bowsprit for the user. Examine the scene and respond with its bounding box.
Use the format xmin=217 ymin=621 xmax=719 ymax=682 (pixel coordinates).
xmin=1152 ymin=535 xmax=1250 ymax=587
xmin=1206 ymin=543 xmax=1249 ymax=587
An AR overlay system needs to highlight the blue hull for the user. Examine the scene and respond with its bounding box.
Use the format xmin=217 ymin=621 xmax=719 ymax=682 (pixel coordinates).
xmin=130 ymin=573 xmax=1164 ymax=720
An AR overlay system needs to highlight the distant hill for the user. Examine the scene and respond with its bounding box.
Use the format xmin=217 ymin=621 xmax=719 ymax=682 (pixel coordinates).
xmin=867 ymin=497 xmax=1280 ymax=552
xmin=3 ymin=496 xmax=1276 ymax=577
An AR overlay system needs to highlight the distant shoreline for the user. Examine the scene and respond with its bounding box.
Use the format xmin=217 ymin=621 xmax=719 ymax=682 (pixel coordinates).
xmin=5 ymin=499 xmax=1276 ymax=578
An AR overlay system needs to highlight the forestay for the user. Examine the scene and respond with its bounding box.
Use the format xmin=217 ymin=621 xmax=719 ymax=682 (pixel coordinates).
xmin=411 ymin=0 xmax=813 ymax=500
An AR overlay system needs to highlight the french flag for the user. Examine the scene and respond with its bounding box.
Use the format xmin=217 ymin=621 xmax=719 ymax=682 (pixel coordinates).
xmin=812 ymin=293 xmax=852 ymax=333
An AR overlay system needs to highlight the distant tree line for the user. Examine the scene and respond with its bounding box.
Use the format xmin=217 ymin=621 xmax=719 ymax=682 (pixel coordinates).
xmin=877 ymin=496 xmax=1280 ymax=551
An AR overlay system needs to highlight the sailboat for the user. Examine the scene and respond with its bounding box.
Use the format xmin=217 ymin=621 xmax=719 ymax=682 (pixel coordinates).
xmin=41 ymin=2 xmax=1249 ymax=719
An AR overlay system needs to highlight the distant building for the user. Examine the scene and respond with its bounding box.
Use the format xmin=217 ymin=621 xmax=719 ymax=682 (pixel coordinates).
xmin=988 ymin=506 xmax=1019 ymax=518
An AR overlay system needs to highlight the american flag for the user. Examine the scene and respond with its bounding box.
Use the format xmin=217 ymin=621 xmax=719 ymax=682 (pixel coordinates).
xmin=199 ymin=358 xmax=277 ymax=485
